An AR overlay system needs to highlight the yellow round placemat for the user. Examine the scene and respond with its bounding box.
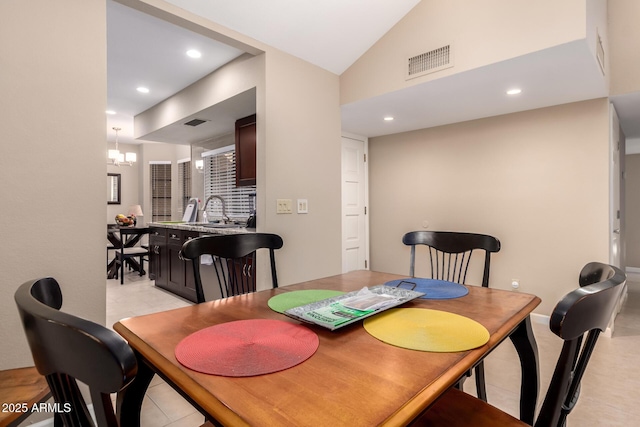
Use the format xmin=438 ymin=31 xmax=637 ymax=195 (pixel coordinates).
xmin=363 ymin=308 xmax=490 ymax=352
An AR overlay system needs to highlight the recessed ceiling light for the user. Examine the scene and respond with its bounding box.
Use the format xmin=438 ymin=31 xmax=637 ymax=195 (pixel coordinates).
xmin=186 ymin=49 xmax=202 ymax=58
xmin=106 ymin=110 xmax=116 ymax=115
xmin=384 ymin=116 xmax=394 ymax=121
xmin=506 ymin=88 xmax=522 ymax=95
xmin=136 ymin=87 xmax=149 ymax=94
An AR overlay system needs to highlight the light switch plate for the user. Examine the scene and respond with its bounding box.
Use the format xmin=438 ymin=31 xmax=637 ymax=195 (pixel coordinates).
xmin=276 ymin=199 xmax=292 ymax=214
xmin=297 ymin=199 xmax=308 ymax=214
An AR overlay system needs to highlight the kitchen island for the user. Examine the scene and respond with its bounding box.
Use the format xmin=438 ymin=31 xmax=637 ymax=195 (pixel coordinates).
xmin=147 ymin=222 xmax=254 ymax=302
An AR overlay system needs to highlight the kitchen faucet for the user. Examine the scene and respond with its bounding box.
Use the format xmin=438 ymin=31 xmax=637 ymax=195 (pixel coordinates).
xmin=202 ymin=195 xmax=230 ymax=223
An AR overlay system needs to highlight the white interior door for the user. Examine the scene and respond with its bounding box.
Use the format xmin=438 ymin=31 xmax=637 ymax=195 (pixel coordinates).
xmin=611 ymin=105 xmax=621 ymax=268
xmin=609 ymin=103 xmax=626 ymax=335
xmin=341 ymin=135 xmax=368 ymax=272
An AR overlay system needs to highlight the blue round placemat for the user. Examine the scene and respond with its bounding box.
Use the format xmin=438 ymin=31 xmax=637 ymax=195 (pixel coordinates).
xmin=384 ymin=278 xmax=469 ymax=299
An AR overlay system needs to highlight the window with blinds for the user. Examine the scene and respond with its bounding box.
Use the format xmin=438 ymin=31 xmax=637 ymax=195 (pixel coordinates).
xmin=150 ymin=162 xmax=172 ymax=222
xmin=178 ymin=160 xmax=191 ymax=215
xmin=203 ymin=145 xmax=256 ymax=220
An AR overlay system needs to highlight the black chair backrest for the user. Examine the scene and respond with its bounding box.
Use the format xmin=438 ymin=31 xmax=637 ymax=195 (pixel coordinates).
xmin=118 ymin=227 xmax=150 ymax=244
xmin=14 ymin=277 xmax=137 ymax=427
xmin=535 ymin=262 xmax=626 ymax=427
xmin=180 ymin=233 xmax=284 ymax=303
xmin=402 ymin=231 xmax=501 ymax=287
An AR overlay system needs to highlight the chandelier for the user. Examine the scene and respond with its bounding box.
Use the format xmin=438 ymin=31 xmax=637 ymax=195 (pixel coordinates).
xmin=108 ymin=127 xmax=136 ymax=166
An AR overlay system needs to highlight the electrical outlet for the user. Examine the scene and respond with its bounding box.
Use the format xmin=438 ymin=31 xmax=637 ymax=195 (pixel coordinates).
xmin=276 ymin=199 xmax=292 ymax=214
xmin=297 ymin=199 xmax=308 ymax=214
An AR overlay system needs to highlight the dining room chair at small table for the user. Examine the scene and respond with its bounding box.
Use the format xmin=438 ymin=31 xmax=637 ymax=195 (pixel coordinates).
xmin=402 ymin=230 xmax=501 ymax=402
xmin=115 ymin=227 xmax=150 ymax=285
xmin=14 ymin=277 xmax=138 ymax=427
xmin=412 ymin=261 xmax=626 ymax=427
xmin=180 ymin=233 xmax=284 ymax=303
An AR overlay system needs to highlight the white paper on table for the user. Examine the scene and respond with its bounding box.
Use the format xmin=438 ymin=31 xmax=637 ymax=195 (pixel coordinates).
xmin=340 ymin=287 xmax=397 ymax=311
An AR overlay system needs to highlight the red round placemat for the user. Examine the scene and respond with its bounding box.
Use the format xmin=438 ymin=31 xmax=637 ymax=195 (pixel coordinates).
xmin=175 ymin=319 xmax=319 ymax=377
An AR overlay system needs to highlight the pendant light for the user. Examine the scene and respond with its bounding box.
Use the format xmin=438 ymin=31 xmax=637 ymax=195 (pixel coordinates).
xmin=108 ymin=127 xmax=136 ymax=166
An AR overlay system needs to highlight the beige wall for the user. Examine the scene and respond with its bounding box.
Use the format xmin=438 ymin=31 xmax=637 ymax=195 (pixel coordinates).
xmin=262 ymin=49 xmax=343 ymax=286
xmin=135 ymin=53 xmax=262 ymax=139
xmin=0 ymin=0 xmax=106 ymax=369
xmin=368 ymin=99 xmax=610 ymax=315
xmin=132 ymin=3 xmax=343 ymax=287
xmin=135 ymin=51 xmax=261 ymax=225
xmin=341 ymin=0 xmax=587 ymax=105
xmin=108 ymin=141 xmax=192 ymax=225
xmin=608 ymin=0 xmax=640 ymax=95
xmin=625 ymin=154 xmax=640 ymax=267
xmin=107 ymin=142 xmax=141 ymax=223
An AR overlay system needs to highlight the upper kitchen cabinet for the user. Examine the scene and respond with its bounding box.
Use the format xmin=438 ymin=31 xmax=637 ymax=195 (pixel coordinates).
xmin=235 ymin=114 xmax=257 ymax=186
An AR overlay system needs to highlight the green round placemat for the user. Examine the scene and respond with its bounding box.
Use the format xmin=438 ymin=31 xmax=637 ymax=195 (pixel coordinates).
xmin=268 ymin=290 xmax=345 ymax=314
xmin=363 ymin=308 xmax=490 ymax=352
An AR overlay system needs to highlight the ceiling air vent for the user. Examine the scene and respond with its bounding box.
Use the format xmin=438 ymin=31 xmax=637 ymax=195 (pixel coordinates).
xmin=406 ymin=44 xmax=454 ymax=80
xmin=596 ymin=28 xmax=605 ymax=76
xmin=184 ymin=118 xmax=207 ymax=127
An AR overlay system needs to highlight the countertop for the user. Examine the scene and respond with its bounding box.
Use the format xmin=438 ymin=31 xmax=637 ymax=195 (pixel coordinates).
xmin=147 ymin=222 xmax=254 ymax=235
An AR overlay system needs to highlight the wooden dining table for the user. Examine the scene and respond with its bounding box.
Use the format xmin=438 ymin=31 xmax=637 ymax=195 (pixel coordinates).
xmin=115 ymin=270 xmax=541 ymax=427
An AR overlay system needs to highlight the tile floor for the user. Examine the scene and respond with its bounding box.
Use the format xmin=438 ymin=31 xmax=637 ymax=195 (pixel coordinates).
xmin=21 ymin=270 xmax=640 ymax=426
xmin=106 ymin=274 xmax=202 ymax=427
xmin=464 ymin=280 xmax=640 ymax=426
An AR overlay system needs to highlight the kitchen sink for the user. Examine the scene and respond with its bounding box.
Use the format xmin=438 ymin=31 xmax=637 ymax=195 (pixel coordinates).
xmin=199 ymin=223 xmax=245 ymax=228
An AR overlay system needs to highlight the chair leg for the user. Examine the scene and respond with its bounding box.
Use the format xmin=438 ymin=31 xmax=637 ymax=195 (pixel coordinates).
xmin=120 ymin=257 xmax=124 ymax=285
xmin=475 ymin=361 xmax=487 ymax=402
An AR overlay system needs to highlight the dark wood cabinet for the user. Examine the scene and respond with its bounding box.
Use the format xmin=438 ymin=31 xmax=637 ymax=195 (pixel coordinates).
xmin=183 ymin=231 xmax=199 ymax=296
xmin=167 ymin=230 xmax=185 ymax=290
xmin=150 ymin=227 xmax=198 ymax=303
xmin=150 ymin=227 xmax=259 ymax=302
xmin=149 ymin=227 xmax=167 ymax=287
xmin=235 ymin=114 xmax=256 ymax=186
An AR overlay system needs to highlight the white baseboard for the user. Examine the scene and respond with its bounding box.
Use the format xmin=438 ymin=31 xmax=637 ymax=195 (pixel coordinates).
xmin=530 ymin=313 xmax=549 ymax=326
xmin=625 ymin=267 xmax=640 ymax=282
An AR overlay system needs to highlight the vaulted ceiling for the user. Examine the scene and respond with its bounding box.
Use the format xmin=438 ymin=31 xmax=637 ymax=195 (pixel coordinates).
xmin=107 ymin=0 xmax=640 ymax=149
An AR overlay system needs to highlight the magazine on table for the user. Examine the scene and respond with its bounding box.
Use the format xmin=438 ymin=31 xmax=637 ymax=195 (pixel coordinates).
xmin=284 ymin=285 xmax=425 ymax=330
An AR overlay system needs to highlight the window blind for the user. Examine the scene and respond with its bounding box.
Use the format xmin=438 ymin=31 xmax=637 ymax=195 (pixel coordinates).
xmin=150 ymin=163 xmax=172 ymax=222
xmin=203 ymin=146 xmax=256 ymax=220
xmin=178 ymin=160 xmax=191 ymax=215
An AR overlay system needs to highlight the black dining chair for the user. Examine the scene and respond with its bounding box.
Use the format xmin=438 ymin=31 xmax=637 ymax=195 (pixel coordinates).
xmin=14 ymin=277 xmax=138 ymax=427
xmin=402 ymin=231 xmax=501 ymax=287
xmin=115 ymin=227 xmax=150 ymax=285
xmin=402 ymin=230 xmax=501 ymax=402
xmin=180 ymin=233 xmax=284 ymax=303
xmin=412 ymin=261 xmax=626 ymax=427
